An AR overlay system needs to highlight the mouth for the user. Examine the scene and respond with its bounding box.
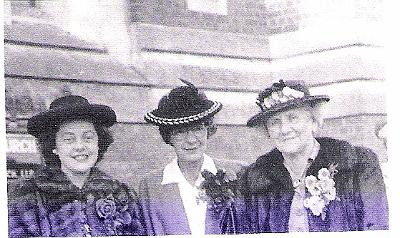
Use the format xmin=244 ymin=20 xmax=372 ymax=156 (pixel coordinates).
xmin=281 ymin=136 xmax=298 ymax=142
xmin=184 ymin=147 xmax=199 ymax=153
xmin=72 ymin=155 xmax=89 ymax=161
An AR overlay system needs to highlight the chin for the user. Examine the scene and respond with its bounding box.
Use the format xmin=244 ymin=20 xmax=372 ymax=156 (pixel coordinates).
xmin=277 ymin=144 xmax=302 ymax=155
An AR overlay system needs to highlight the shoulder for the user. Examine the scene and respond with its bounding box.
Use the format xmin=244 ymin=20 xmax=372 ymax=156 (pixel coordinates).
xmin=138 ymin=168 xmax=164 ymax=196
xmin=213 ymin=157 xmax=247 ymax=174
xmin=8 ymin=177 xmax=38 ymax=202
xmin=237 ymin=150 xmax=279 ymax=195
xmin=317 ymin=137 xmax=379 ymax=168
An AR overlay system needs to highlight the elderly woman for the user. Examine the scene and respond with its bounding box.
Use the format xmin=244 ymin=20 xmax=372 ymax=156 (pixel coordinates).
xmin=140 ymin=81 xmax=243 ymax=235
xmin=8 ymin=95 xmax=146 ymax=237
xmin=239 ymin=80 xmax=388 ymax=232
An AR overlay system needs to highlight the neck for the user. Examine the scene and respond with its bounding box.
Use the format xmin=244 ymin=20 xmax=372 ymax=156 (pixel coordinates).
xmin=177 ymin=156 xmax=204 ymax=186
xmin=61 ymin=165 xmax=90 ymax=189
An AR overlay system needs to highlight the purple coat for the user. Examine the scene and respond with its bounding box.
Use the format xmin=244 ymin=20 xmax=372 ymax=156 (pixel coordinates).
xmin=8 ymin=167 xmax=146 ymax=237
xmin=238 ymin=137 xmax=389 ymax=233
xmin=139 ymin=158 xmax=244 ymax=235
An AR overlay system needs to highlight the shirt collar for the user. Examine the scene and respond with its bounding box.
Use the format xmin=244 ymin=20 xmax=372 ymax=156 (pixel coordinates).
xmin=161 ymin=154 xmax=217 ymax=186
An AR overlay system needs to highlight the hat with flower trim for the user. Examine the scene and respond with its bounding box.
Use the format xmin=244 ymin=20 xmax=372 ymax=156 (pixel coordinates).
xmin=144 ymin=79 xmax=222 ymax=127
xmin=247 ymin=80 xmax=330 ymax=127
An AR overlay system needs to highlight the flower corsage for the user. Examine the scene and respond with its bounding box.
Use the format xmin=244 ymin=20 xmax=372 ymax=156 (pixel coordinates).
xmin=198 ymin=169 xmax=238 ymax=214
xmin=94 ymin=191 xmax=132 ymax=234
xmin=303 ymin=163 xmax=339 ymax=220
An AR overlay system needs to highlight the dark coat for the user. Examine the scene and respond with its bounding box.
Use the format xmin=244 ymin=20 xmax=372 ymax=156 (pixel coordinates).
xmin=8 ymin=166 xmax=146 ymax=237
xmin=139 ymin=157 xmax=245 ymax=235
xmin=238 ymin=137 xmax=388 ymax=233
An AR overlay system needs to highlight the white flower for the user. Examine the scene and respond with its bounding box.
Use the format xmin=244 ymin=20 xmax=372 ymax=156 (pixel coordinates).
xmin=304 ymin=195 xmax=325 ymax=216
xmin=282 ymin=87 xmax=292 ymax=97
xmin=316 ymin=178 xmax=335 ymax=193
xmin=305 ymin=175 xmax=317 ymax=190
xmin=323 ymin=187 xmax=336 ymax=201
xmin=304 ymin=167 xmax=338 ymax=219
xmin=278 ymin=94 xmax=289 ymax=103
xmin=305 ymin=175 xmax=321 ymax=196
xmin=263 ymin=98 xmax=272 ymax=108
xmin=318 ymin=168 xmax=331 ymax=180
xmin=271 ymin=92 xmax=280 ymax=101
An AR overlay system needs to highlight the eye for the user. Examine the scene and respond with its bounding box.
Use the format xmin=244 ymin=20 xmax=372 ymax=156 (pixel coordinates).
xmin=83 ymin=132 xmax=97 ymax=141
xmin=192 ymin=125 xmax=204 ymax=132
xmin=267 ymin=118 xmax=280 ymax=127
xmin=62 ymin=135 xmax=75 ymax=143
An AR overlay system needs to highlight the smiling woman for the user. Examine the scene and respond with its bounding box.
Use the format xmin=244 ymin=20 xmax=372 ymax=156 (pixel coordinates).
xmin=7 ymin=95 xmax=146 ymax=237
xmin=140 ymin=79 xmax=243 ymax=235
xmin=239 ymin=80 xmax=389 ymax=233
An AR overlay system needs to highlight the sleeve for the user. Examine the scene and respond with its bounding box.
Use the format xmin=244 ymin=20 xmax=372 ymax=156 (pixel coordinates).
xmin=8 ymin=181 xmax=43 ymax=238
xmin=354 ymin=146 xmax=389 ymax=230
xmin=138 ymin=178 xmax=165 ymax=236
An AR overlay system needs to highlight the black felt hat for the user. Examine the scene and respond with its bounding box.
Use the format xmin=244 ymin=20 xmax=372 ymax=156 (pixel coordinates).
xmin=247 ymin=80 xmax=330 ymax=127
xmin=144 ymin=80 xmax=222 ymax=127
xmin=27 ymin=95 xmax=116 ymax=137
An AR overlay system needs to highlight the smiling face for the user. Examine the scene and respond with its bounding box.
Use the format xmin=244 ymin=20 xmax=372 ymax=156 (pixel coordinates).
xmin=266 ymin=106 xmax=318 ymax=156
xmin=170 ymin=123 xmax=208 ymax=163
xmin=54 ymin=120 xmax=99 ymax=175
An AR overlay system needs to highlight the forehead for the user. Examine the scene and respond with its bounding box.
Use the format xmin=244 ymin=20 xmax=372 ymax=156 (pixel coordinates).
xmin=171 ymin=123 xmax=205 ymax=133
xmin=57 ymin=119 xmax=96 ymax=133
xmin=267 ymin=106 xmax=312 ymax=120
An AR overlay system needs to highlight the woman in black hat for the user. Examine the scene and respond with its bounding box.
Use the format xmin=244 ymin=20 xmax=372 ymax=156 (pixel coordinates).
xmin=238 ymin=80 xmax=388 ymax=233
xmin=140 ymin=81 xmax=244 ymax=235
xmin=8 ymin=95 xmax=146 ymax=237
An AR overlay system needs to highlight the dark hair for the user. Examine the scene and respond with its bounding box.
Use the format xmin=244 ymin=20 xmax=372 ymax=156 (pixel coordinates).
xmin=159 ymin=117 xmax=217 ymax=145
xmin=36 ymin=119 xmax=114 ymax=168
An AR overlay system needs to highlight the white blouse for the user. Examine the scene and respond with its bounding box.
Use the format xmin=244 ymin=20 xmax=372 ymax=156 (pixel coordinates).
xmin=161 ymin=154 xmax=217 ymax=235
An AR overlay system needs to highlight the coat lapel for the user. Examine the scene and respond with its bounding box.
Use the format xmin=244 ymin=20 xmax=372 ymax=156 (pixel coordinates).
xmin=157 ymin=183 xmax=191 ymax=235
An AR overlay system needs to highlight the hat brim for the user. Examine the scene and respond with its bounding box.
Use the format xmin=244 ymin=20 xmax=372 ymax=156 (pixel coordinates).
xmin=247 ymin=95 xmax=330 ymax=127
xmin=144 ymin=101 xmax=222 ymax=127
xmin=27 ymin=104 xmax=116 ymax=137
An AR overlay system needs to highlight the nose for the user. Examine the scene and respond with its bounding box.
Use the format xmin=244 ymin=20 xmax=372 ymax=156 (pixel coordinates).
xmin=73 ymin=138 xmax=86 ymax=152
xmin=279 ymin=120 xmax=293 ymax=135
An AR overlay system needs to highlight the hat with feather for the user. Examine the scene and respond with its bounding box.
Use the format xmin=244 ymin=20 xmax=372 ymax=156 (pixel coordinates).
xmin=144 ymin=79 xmax=222 ymax=127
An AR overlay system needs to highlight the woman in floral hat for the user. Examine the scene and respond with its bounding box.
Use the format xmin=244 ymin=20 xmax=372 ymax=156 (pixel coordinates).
xmin=140 ymin=80 xmax=244 ymax=235
xmin=8 ymin=95 xmax=146 ymax=237
xmin=238 ymin=80 xmax=388 ymax=232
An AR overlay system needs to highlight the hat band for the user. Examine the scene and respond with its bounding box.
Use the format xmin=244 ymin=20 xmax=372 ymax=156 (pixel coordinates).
xmin=145 ymin=101 xmax=221 ymax=126
xmin=259 ymin=86 xmax=305 ymax=111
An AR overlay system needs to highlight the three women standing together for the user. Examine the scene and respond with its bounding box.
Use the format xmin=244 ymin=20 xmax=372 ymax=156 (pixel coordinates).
xmin=8 ymin=80 xmax=388 ymax=237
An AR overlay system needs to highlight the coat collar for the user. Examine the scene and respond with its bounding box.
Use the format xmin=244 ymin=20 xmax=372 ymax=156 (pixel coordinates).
xmin=34 ymin=166 xmax=113 ymax=195
xmin=253 ymin=137 xmax=352 ymax=192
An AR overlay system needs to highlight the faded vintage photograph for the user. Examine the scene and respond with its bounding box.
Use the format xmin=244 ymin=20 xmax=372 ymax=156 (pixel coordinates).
xmin=3 ymin=0 xmax=389 ymax=237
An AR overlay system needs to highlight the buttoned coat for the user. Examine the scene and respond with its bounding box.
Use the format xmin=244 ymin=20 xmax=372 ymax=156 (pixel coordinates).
xmin=139 ymin=157 xmax=245 ymax=235
xmin=238 ymin=137 xmax=388 ymax=233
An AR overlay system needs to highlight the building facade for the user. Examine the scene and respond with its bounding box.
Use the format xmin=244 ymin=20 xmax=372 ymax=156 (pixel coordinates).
xmin=4 ymin=0 xmax=386 ymax=188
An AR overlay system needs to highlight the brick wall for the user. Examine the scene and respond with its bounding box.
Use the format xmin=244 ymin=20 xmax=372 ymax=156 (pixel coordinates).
xmin=129 ymin=0 xmax=300 ymax=35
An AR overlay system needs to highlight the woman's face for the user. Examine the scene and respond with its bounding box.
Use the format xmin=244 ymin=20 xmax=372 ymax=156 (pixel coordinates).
xmin=54 ymin=120 xmax=99 ymax=175
xmin=170 ymin=123 xmax=208 ymax=163
xmin=266 ymin=106 xmax=318 ymax=155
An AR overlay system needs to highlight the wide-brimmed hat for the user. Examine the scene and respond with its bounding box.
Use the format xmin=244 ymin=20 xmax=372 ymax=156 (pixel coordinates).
xmin=144 ymin=80 xmax=222 ymax=127
xmin=27 ymin=95 xmax=117 ymax=138
xmin=247 ymin=80 xmax=330 ymax=127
